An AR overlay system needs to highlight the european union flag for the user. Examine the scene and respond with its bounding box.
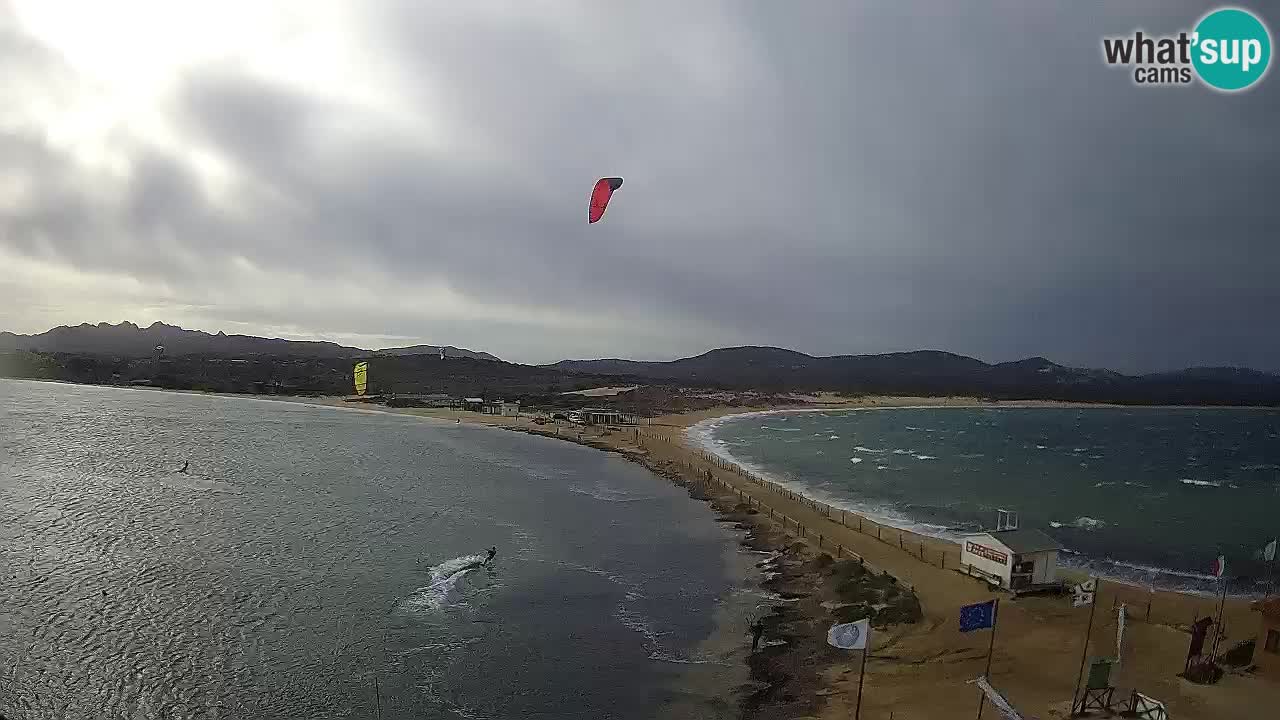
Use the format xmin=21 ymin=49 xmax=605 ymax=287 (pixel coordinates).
xmin=959 ymin=600 xmax=996 ymax=632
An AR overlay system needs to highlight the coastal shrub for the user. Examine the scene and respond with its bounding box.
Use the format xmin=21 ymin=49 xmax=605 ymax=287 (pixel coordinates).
xmin=835 ymin=579 xmax=880 ymax=604
xmin=829 ymin=559 xmax=866 ymax=580
xmin=806 ymin=553 xmax=834 ymax=572
xmin=874 ymin=595 xmax=923 ymax=627
xmin=1220 ymin=639 xmax=1255 ymax=668
xmin=833 ymin=603 xmax=874 ymax=624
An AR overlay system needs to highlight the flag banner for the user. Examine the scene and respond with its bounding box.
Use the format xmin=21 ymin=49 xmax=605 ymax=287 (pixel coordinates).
xmin=960 ymin=600 xmax=996 ymax=632
xmin=1072 ymin=579 xmax=1096 ymax=608
xmin=1116 ymin=604 xmax=1126 ymax=664
xmin=1187 ymin=617 xmax=1213 ymax=659
xmin=1211 ymin=555 xmax=1226 ymax=578
xmin=827 ymin=619 xmax=870 ymax=650
xmin=1265 ymin=539 xmax=1277 ymax=562
xmin=967 ymin=676 xmax=1025 ymax=720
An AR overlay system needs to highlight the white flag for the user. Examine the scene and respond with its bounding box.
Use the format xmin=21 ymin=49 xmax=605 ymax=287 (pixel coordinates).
xmin=1116 ymin=604 xmax=1126 ymax=665
xmin=967 ymin=676 xmax=1025 ymax=720
xmin=1265 ymin=539 xmax=1277 ymax=562
xmin=1072 ymin=579 xmax=1096 ymax=608
xmin=827 ymin=619 xmax=870 ymax=650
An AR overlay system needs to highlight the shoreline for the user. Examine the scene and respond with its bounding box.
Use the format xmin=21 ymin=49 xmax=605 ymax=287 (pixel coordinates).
xmin=5 ymin=380 xmax=1276 ymax=717
xmin=312 ymin=397 xmax=1275 ymax=719
xmin=684 ymin=406 xmax=1268 ymax=600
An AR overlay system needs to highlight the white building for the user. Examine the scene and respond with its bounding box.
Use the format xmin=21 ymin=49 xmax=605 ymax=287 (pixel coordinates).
xmin=483 ymin=400 xmax=520 ymax=417
xmin=959 ymin=528 xmax=1063 ymax=592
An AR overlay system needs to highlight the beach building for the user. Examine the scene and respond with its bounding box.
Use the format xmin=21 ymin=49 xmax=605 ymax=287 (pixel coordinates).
xmin=578 ymin=408 xmax=645 ymax=426
xmin=958 ymin=528 xmax=1064 ymax=592
xmin=482 ymin=400 xmax=520 ymax=417
xmin=461 ymin=398 xmax=485 ymax=411
xmin=1252 ymin=597 xmax=1280 ymax=680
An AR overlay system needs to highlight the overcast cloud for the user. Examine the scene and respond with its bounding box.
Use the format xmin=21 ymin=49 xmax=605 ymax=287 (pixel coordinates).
xmin=2 ymin=1 xmax=1277 ymax=371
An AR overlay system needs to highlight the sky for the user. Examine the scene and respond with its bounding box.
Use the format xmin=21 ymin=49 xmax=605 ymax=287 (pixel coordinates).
xmin=2 ymin=1 xmax=1278 ymax=371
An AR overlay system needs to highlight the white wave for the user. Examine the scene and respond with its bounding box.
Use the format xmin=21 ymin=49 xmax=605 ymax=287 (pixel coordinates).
xmin=402 ymin=554 xmax=486 ymax=612
xmin=1179 ymin=478 xmax=1222 ymax=487
xmin=569 ymin=484 xmax=658 ymax=503
xmin=914 ymin=454 xmax=936 ymax=461
xmin=957 ymin=453 xmax=985 ymax=459
xmin=1073 ymin=448 xmax=1088 ymax=453
xmin=1241 ymin=463 xmax=1280 ymax=471
xmin=829 ymin=435 xmax=840 ymax=440
xmin=876 ymin=465 xmax=889 ymax=470
xmin=1094 ymin=481 xmax=1116 ymax=488
xmin=1035 ymin=445 xmax=1047 ymax=449
xmin=891 ymin=449 xmax=915 ymax=455
xmin=849 ymin=457 xmax=864 ymax=464
xmin=1051 ymin=516 xmax=1106 ymax=530
xmin=853 ymin=445 xmax=886 ymax=453
xmin=905 ymin=426 xmax=920 ymax=431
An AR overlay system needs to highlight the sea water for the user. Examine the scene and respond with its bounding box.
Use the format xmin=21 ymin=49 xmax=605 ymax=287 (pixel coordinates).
xmin=692 ymin=406 xmax=1280 ymax=595
xmin=0 ymin=379 xmax=749 ymax=719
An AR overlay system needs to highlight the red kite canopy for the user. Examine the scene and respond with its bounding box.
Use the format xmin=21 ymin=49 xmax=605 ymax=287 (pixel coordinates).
xmin=588 ymin=177 xmax=623 ymax=223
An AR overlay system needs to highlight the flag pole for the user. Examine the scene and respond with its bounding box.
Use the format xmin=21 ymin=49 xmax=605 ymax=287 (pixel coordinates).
xmin=976 ymin=598 xmax=1000 ymax=720
xmin=1209 ymin=575 xmax=1229 ymax=661
xmin=1265 ymin=551 xmax=1276 ymax=599
xmin=855 ymin=645 xmax=868 ymax=720
xmin=1070 ymin=578 xmax=1099 ymax=716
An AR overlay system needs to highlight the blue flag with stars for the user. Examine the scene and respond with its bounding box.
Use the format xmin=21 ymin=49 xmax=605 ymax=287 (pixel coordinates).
xmin=959 ymin=600 xmax=996 ymax=632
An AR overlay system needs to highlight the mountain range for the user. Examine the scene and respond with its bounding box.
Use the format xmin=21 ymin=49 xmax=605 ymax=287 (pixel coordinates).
xmin=0 ymin=322 xmax=499 ymax=361
xmin=3 ymin=323 xmax=1278 ymax=405
xmin=549 ymin=346 xmax=1280 ymax=405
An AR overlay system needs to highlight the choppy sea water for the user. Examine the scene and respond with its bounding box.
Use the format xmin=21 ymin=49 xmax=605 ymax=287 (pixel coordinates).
xmin=0 ymin=380 xmax=755 ymax=720
xmin=691 ymin=406 xmax=1280 ymax=596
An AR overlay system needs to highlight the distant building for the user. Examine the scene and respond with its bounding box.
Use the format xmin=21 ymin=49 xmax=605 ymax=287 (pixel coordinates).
xmin=1253 ymin=597 xmax=1280 ymax=680
xmin=482 ymin=400 xmax=520 ymax=417
xmin=959 ymin=528 xmax=1063 ymax=592
xmin=461 ymin=397 xmax=485 ymax=411
xmin=576 ymin=408 xmax=647 ymax=425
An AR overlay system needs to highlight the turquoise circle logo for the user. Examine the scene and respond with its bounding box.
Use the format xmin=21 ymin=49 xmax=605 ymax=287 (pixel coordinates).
xmin=1192 ymin=8 xmax=1271 ymax=91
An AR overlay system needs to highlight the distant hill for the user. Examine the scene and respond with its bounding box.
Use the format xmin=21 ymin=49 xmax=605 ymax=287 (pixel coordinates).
xmin=375 ymin=344 xmax=501 ymax=361
xmin=550 ymin=346 xmax=1280 ymax=405
xmin=0 ymin=322 xmax=500 ymax=361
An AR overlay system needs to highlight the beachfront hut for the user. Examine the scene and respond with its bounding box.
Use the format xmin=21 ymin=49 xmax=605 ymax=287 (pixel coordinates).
xmin=958 ymin=528 xmax=1064 ymax=592
xmin=579 ymin=408 xmax=641 ymax=425
xmin=1251 ymin=597 xmax=1280 ymax=680
xmin=461 ymin=397 xmax=485 ymax=411
xmin=483 ymin=400 xmax=520 ymax=417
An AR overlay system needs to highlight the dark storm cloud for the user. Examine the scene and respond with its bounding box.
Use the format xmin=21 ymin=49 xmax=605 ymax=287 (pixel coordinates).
xmin=2 ymin=1 xmax=1278 ymax=369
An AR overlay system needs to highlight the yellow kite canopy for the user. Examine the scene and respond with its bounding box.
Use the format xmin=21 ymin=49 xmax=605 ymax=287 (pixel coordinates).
xmin=353 ymin=361 xmax=368 ymax=396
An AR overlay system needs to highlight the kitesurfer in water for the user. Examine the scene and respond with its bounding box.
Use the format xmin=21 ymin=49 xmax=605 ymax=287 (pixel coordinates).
xmin=483 ymin=547 xmax=497 ymax=566
xmin=179 ymin=460 xmax=190 ymax=474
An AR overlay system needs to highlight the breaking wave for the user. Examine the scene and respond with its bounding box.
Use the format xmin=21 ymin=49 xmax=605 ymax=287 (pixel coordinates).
xmin=401 ymin=554 xmax=487 ymax=612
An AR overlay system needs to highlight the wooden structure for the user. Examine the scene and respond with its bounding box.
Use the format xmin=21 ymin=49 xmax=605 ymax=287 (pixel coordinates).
xmin=1251 ymin=597 xmax=1280 ymax=680
xmin=959 ymin=528 xmax=1064 ymax=592
xmin=1074 ymin=659 xmax=1115 ymax=714
xmin=578 ymin=408 xmax=642 ymax=426
xmin=1127 ymin=691 xmax=1169 ymax=720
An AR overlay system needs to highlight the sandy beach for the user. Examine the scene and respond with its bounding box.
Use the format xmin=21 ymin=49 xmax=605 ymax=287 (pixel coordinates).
xmin=284 ymin=393 xmax=1279 ymax=720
